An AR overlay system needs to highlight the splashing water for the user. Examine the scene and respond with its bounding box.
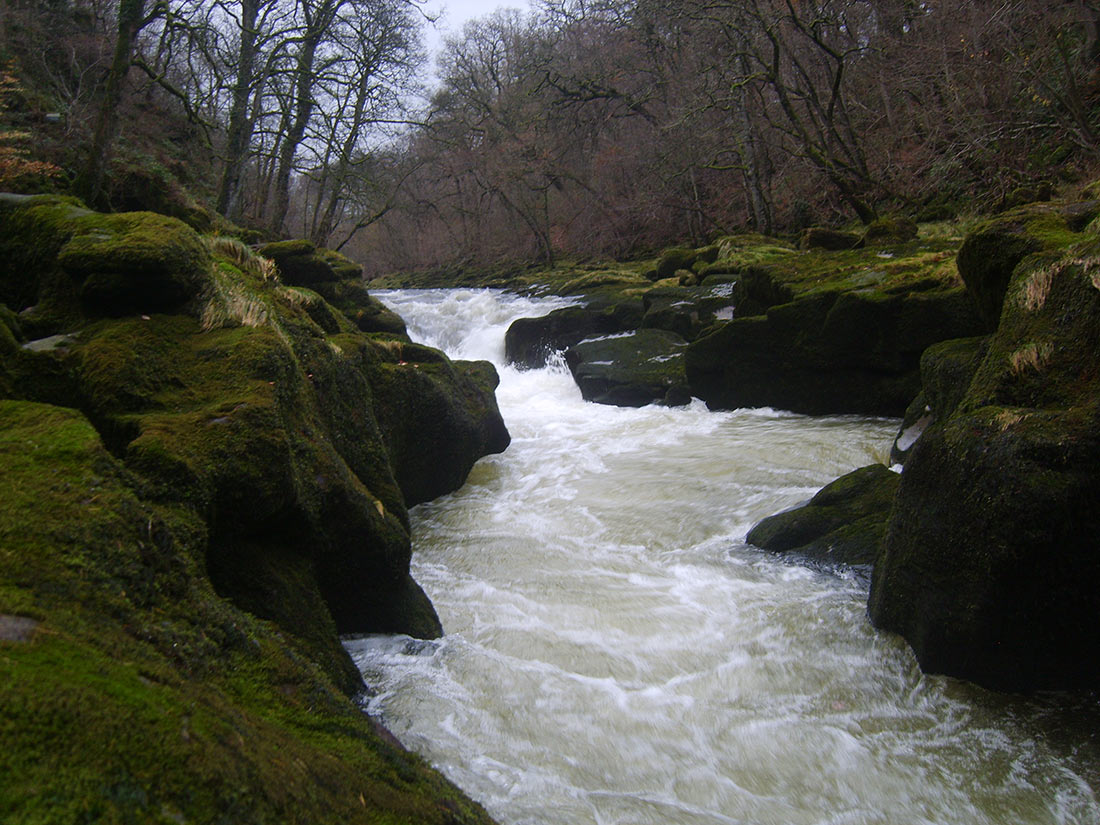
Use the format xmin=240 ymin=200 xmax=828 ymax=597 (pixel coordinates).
xmin=348 ymin=289 xmax=1100 ymax=825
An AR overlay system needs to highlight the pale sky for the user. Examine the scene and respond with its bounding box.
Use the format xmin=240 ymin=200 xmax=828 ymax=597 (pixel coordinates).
xmin=420 ymin=0 xmax=534 ymax=58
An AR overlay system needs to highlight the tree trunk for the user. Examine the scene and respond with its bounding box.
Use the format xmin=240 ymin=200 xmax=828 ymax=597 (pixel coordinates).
xmin=76 ymin=0 xmax=148 ymax=205
xmin=217 ymin=0 xmax=261 ymax=220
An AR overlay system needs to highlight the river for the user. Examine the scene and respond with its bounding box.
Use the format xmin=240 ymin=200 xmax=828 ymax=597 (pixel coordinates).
xmin=346 ymin=288 xmax=1099 ymax=825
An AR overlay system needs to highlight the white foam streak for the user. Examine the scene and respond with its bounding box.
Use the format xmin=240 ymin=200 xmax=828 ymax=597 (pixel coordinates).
xmin=349 ymin=289 xmax=1100 ymax=825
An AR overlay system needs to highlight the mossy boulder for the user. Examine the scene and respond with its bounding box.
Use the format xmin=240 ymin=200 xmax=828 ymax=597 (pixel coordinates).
xmin=564 ymin=328 xmax=690 ymax=407
xmin=747 ymin=464 xmax=900 ymax=570
xmin=0 ymin=193 xmax=90 ymax=313
xmin=869 ymin=241 xmax=1100 ymax=691
xmin=366 ymin=345 xmax=510 ymax=507
xmin=640 ymin=284 xmax=737 ymax=341
xmin=311 ymin=279 xmax=408 ymax=336
xmin=656 ymin=247 xmax=698 ymax=279
xmin=258 ymin=239 xmax=342 ymax=286
xmin=685 ymin=285 xmax=982 ymax=416
xmin=956 ymin=200 xmax=1100 ymax=330
xmin=863 ymin=216 xmax=918 ymax=245
xmin=58 ymin=211 xmax=212 ymax=317
xmin=799 ymin=227 xmax=863 ymax=251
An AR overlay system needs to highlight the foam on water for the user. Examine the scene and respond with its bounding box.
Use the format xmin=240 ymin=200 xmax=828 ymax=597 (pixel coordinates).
xmin=349 ymin=289 xmax=1100 ymax=825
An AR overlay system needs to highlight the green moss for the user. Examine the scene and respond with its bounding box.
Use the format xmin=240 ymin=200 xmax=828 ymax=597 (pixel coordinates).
xmin=0 ymin=398 xmax=496 ymax=821
xmin=559 ymin=269 xmax=648 ymax=295
xmin=318 ymin=248 xmax=364 ymax=281
xmin=655 ymin=247 xmax=697 ymax=279
xmin=747 ymin=464 xmax=900 ymax=569
xmin=57 ymin=211 xmax=212 ymax=317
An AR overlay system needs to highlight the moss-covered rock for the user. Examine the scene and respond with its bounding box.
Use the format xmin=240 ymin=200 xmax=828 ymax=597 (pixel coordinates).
xmin=640 ymin=284 xmax=737 ymax=341
xmin=258 ymin=239 xmax=341 ymax=285
xmin=366 ymin=345 xmax=510 ymax=507
xmin=863 ymin=216 xmax=918 ymax=245
xmin=59 ymin=211 xmax=212 ymax=317
xmin=0 ymin=401 xmax=496 ymax=824
xmin=0 ymin=198 xmax=511 ymax=819
xmin=869 ymin=239 xmax=1100 ymax=691
xmin=799 ymin=227 xmax=863 ymax=250
xmin=747 ymin=464 xmax=900 ymax=570
xmin=655 ymin=247 xmax=698 ymax=279
xmin=314 ymin=280 xmax=407 ymax=336
xmin=955 ymin=200 xmax=1100 ymax=330
xmin=564 ymin=328 xmax=690 ymax=407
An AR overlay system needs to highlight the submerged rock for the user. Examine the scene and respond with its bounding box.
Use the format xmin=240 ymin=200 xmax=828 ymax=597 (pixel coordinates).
xmin=747 ymin=464 xmax=900 ymax=570
xmin=565 ymin=328 xmax=690 ymax=407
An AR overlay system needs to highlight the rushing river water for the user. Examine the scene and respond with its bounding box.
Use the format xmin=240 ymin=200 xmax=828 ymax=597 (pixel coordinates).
xmin=347 ymin=289 xmax=1099 ymax=825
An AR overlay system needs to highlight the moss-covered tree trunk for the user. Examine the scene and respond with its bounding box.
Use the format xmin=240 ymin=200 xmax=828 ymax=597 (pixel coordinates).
xmin=76 ymin=0 xmax=150 ymax=206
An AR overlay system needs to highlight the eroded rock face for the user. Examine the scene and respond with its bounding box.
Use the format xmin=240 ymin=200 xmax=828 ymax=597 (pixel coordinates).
xmin=955 ymin=200 xmax=1100 ymax=330
xmin=0 ymin=195 xmax=511 ymax=664
xmin=685 ymin=286 xmax=981 ymax=416
xmin=870 ymin=233 xmax=1100 ymax=691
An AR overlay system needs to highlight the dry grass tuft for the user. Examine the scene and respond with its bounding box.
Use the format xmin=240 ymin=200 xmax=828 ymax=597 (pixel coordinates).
xmin=206 ymin=236 xmax=280 ymax=283
xmin=1009 ymin=341 xmax=1054 ymax=375
xmin=1020 ymin=264 xmax=1055 ymax=311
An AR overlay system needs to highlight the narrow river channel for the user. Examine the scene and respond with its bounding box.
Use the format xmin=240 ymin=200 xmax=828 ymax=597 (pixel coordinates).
xmin=346 ymin=289 xmax=1099 ymax=825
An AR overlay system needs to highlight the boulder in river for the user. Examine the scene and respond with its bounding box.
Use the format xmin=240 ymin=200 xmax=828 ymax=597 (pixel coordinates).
xmin=685 ymin=284 xmax=982 ymax=416
xmin=747 ymin=464 xmax=900 ymax=572
xmin=565 ymin=328 xmax=691 ymax=407
xmin=869 ymin=227 xmax=1100 ymax=691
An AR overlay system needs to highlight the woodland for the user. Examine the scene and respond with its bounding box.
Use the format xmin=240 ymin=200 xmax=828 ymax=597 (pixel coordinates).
xmin=2 ymin=0 xmax=1099 ymax=271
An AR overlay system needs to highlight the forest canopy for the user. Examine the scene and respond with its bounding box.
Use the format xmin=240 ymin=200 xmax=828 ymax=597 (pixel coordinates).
xmin=2 ymin=0 xmax=1098 ymax=274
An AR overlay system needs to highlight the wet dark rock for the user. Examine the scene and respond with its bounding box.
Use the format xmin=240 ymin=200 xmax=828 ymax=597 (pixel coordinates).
xmin=565 ymin=328 xmax=690 ymax=407
xmin=505 ymin=302 xmax=639 ymax=369
xmin=747 ymin=464 xmax=900 ymax=569
xmin=685 ymin=286 xmax=982 ymax=416
xmin=640 ymin=285 xmax=737 ymax=341
xmin=870 ymin=236 xmax=1100 ymax=691
xmin=889 ymin=336 xmax=988 ymax=464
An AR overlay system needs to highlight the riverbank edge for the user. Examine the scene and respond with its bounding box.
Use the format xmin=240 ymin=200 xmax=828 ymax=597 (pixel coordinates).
xmin=0 ymin=194 xmax=504 ymax=823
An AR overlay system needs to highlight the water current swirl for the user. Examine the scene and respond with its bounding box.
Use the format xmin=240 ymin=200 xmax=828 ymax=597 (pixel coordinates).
xmin=346 ymin=289 xmax=1099 ymax=825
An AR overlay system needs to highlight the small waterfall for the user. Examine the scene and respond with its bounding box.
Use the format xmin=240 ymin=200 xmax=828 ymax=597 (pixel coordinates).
xmin=348 ymin=289 xmax=1100 ymax=825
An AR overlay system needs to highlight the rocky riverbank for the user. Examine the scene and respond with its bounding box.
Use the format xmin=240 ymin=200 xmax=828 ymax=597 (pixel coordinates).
xmin=748 ymin=200 xmax=1100 ymax=692
xmin=384 ymin=203 xmax=1100 ymax=693
xmin=0 ymin=194 xmax=505 ymax=822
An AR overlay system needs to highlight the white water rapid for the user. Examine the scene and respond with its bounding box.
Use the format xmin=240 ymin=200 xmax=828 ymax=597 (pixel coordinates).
xmin=347 ymin=289 xmax=1100 ymax=825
